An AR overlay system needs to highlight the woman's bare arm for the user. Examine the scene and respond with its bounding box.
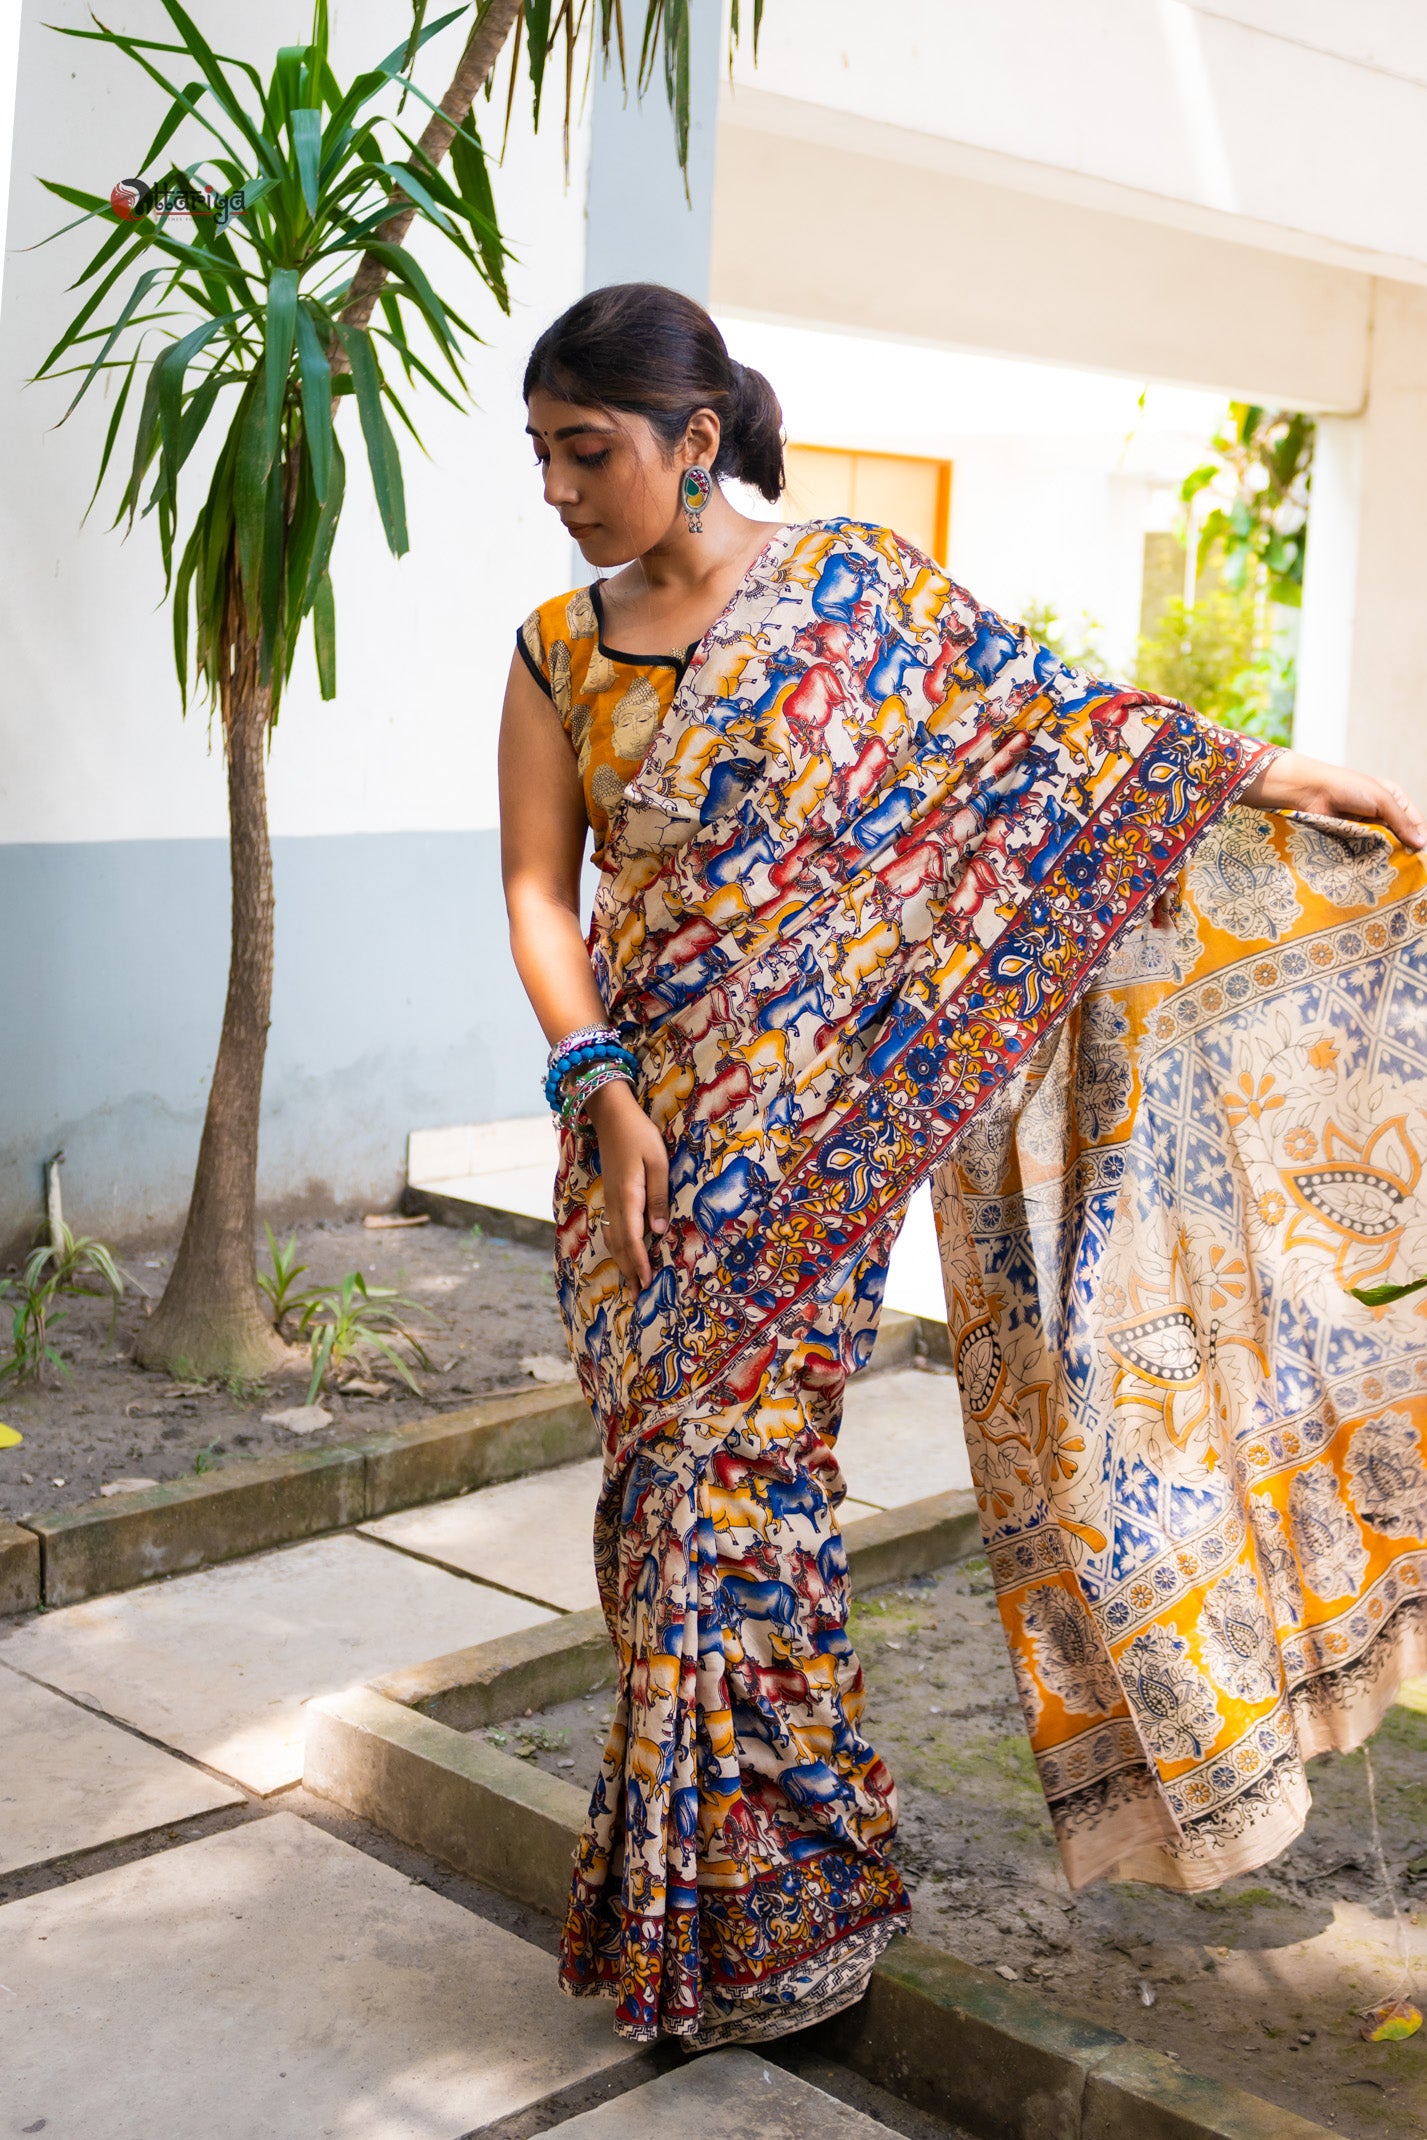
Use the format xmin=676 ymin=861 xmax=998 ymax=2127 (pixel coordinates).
xmin=498 ymin=652 xmax=669 ymax=1288
xmin=1243 ymin=748 xmax=1427 ymax=849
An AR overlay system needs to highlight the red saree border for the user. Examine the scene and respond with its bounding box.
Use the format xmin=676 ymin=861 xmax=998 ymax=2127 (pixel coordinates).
xmin=560 ymin=1843 xmax=910 ymax=2042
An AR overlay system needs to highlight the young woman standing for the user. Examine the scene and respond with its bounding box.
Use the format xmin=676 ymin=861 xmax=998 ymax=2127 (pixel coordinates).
xmin=500 ymin=281 xmax=1427 ymax=2047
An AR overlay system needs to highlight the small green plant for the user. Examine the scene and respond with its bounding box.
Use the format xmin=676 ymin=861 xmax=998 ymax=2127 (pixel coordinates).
xmin=258 ymin=1225 xmax=320 ymax=1339
xmin=223 ymin=1371 xmax=271 ymax=1404
xmin=25 ymin=1219 xmax=125 ymax=1343
xmin=194 ymin=1442 xmax=222 ymax=1473
xmin=1182 ymin=404 xmax=1314 ymax=608
xmin=302 ymin=1271 xmax=430 ymax=1404
xmin=1135 ymin=590 xmax=1293 ymax=745
xmin=27 ymin=1219 xmax=123 ymax=1301
xmin=0 ymin=1271 xmax=68 ymax=1386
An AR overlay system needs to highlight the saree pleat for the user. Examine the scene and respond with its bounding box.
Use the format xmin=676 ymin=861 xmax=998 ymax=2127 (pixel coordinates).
xmin=560 ymin=1225 xmax=910 ymax=2042
xmin=933 ymin=809 xmax=1427 ymax=1891
xmin=551 ymin=517 xmax=1275 ymax=2040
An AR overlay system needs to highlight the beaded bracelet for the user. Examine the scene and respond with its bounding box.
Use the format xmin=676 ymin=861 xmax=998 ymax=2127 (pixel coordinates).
xmin=559 ymin=1059 xmax=634 ymax=1126
xmin=542 ymin=1025 xmax=638 ymax=1113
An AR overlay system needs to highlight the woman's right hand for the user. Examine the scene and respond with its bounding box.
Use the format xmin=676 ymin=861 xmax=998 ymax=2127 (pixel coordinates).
xmin=585 ymin=1080 xmax=670 ymax=1289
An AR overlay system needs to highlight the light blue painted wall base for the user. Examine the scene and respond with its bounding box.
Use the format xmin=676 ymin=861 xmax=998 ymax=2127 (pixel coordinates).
xmin=2 ymin=832 xmax=546 ymax=1246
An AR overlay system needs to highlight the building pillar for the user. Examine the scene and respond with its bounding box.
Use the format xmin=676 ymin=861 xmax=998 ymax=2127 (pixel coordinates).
xmin=583 ymin=2 xmax=721 ymax=298
xmin=1298 ymin=280 xmax=1427 ymax=799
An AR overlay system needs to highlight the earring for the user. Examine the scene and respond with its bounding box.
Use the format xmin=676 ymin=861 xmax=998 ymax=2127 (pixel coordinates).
xmin=681 ymin=465 xmax=713 ymax=534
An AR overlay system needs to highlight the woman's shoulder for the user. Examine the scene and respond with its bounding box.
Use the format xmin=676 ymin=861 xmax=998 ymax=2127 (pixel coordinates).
xmin=516 ymin=584 xmax=600 ymax=713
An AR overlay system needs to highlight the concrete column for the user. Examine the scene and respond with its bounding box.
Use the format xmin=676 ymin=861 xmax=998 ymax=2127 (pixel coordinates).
xmin=584 ymin=2 xmax=721 ymax=298
xmin=1298 ymin=281 xmax=1427 ymax=798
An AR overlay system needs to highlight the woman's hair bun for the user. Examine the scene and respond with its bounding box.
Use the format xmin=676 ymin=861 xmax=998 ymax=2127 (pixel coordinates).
xmin=523 ymin=282 xmax=786 ymax=503
xmin=718 ymin=361 xmax=785 ymax=504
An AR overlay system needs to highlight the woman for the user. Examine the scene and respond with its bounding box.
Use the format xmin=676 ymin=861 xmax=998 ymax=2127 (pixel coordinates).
xmin=499 ymin=282 xmax=1427 ymax=2048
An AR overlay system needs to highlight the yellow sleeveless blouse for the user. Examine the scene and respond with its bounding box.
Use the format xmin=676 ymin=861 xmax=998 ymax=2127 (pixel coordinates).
xmin=517 ymin=583 xmax=689 ymax=868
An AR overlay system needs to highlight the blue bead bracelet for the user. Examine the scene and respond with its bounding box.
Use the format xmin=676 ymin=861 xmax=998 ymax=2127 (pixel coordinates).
xmin=542 ymin=1028 xmax=639 ymax=1114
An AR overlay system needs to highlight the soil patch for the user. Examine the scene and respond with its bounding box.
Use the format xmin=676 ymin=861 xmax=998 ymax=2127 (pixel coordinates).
xmin=495 ymin=1558 xmax=1427 ymax=2137
xmin=0 ymin=1215 xmax=568 ymax=1524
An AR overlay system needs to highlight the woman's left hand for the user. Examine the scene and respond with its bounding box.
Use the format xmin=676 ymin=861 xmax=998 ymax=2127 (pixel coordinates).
xmin=1244 ymin=747 xmax=1427 ymax=851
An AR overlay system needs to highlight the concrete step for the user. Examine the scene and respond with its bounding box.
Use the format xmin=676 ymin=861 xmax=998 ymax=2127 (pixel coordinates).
xmin=0 ymin=1531 xmax=553 ymax=1794
xmin=533 ymin=2048 xmax=898 ymax=2136
xmin=0 ymin=1811 xmax=638 ymax=2139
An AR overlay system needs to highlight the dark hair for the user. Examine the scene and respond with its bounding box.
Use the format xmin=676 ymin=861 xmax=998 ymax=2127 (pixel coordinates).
xmin=523 ymin=282 xmax=785 ymax=502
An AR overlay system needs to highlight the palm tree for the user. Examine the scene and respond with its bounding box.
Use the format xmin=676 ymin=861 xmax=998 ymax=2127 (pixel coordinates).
xmin=34 ymin=0 xmax=755 ymax=1379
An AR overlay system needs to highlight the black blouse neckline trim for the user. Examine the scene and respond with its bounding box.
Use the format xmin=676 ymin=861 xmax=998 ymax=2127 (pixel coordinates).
xmin=589 ymin=580 xmax=692 ymax=677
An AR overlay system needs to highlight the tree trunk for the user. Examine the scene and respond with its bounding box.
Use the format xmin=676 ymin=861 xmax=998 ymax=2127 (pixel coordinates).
xmin=136 ymin=594 xmax=288 ymax=1381
xmin=334 ymin=0 xmax=525 ymax=359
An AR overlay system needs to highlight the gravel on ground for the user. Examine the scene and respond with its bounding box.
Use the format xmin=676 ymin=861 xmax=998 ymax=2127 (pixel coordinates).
xmin=0 ymin=1214 xmax=569 ymax=1524
xmin=494 ymin=1557 xmax=1427 ymax=2138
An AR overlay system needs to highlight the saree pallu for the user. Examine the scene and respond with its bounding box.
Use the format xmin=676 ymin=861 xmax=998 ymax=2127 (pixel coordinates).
xmin=934 ymin=806 xmax=1427 ymax=1891
xmin=552 ymin=517 xmax=1269 ymax=2043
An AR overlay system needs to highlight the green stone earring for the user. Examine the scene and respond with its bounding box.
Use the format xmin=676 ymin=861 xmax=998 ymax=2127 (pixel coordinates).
xmin=681 ymin=466 xmax=713 ymax=534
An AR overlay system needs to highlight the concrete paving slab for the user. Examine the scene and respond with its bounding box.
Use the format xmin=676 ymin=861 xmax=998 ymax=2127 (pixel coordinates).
xmin=0 ymin=1534 xmax=554 ymax=1793
xmin=0 ymin=1663 xmax=241 ymax=1872
xmin=535 ymin=2049 xmax=895 ymax=2135
xmin=362 ymin=1459 xmax=605 ymax=1612
xmin=837 ymin=1369 xmax=970 ymax=1508
xmin=0 ymin=1810 xmax=634 ymax=2140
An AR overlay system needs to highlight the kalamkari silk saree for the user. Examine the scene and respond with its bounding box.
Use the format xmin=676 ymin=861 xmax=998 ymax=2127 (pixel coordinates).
xmin=523 ymin=518 xmax=1427 ymax=2045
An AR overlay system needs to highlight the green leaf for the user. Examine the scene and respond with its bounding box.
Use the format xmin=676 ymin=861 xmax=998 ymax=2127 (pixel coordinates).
xmin=118 ymin=357 xmax=166 ymax=526
xmin=291 ymin=106 xmax=322 ymax=218
xmin=524 ymin=0 xmax=553 ymax=123
xmin=321 ymin=8 xmax=466 ymax=154
xmin=294 ymin=305 xmax=332 ymax=502
xmin=85 ymin=348 xmax=141 ymax=517
xmin=449 ymin=123 xmax=510 ymax=310
xmin=263 ymin=267 xmax=299 ymax=467
xmin=373 ymin=160 xmax=455 ymax=234
xmin=234 ymin=372 xmax=270 ymax=622
xmin=313 ymin=571 xmax=336 ymax=698
xmin=154 ymin=0 xmax=285 ymax=180
xmin=32 ymin=242 xmax=149 ymax=384
xmin=302 ymin=431 xmax=346 ymax=608
xmin=59 ymin=268 xmax=160 ymax=420
xmin=1348 ymin=1273 xmax=1427 ymax=1308
xmin=156 ymin=312 xmax=236 ymax=512
xmin=334 ymin=323 xmax=407 ymax=556
xmin=357 ymin=239 xmax=465 ymax=366
xmin=138 ymin=75 xmax=209 ymax=171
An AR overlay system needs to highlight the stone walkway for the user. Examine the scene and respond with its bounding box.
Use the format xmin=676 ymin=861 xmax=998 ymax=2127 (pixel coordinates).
xmin=0 ymin=1368 xmax=966 ymax=2138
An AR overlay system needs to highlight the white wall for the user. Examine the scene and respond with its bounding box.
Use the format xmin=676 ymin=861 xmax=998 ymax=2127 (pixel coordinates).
xmin=720 ymin=319 xmax=1222 ymax=677
xmin=0 ymin=0 xmax=595 ymax=1240
xmin=0 ymin=0 xmax=588 ymax=851
xmin=728 ymin=0 xmax=1427 ymax=281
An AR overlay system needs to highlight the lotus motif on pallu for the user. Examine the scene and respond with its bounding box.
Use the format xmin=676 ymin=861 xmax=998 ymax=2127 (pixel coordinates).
xmin=1198 ymin=1563 xmax=1281 ymax=1702
xmin=1187 ymin=809 xmax=1302 ymax=943
xmin=1021 ymin=1581 xmax=1121 ymax=1717
xmin=1120 ymin=1626 xmax=1223 ymax=1763
xmin=1287 ymin=817 xmax=1394 ymax=908
xmin=1282 ymin=1117 xmax=1420 ymax=1283
xmin=1347 ymin=1411 xmax=1427 ymax=1540
xmin=1287 ymin=1463 xmax=1370 ymax=1601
